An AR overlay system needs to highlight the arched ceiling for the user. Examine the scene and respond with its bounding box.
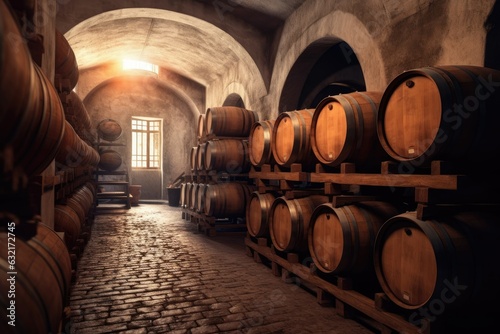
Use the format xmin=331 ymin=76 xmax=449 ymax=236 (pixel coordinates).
xmin=58 ymin=0 xmax=307 ymax=87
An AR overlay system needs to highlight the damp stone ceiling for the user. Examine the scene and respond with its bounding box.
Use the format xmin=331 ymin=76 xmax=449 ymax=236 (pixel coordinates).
xmin=56 ymin=0 xmax=307 ymax=86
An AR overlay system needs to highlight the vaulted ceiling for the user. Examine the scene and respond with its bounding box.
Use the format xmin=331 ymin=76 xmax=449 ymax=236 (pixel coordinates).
xmin=56 ymin=0 xmax=307 ymax=86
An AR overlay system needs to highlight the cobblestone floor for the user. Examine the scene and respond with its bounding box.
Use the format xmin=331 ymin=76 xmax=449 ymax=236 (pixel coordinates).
xmin=67 ymin=203 xmax=375 ymax=334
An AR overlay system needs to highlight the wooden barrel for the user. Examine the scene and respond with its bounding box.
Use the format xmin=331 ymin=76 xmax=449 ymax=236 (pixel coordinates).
xmin=271 ymin=109 xmax=317 ymax=168
xmin=373 ymin=211 xmax=500 ymax=310
xmin=82 ymin=142 xmax=100 ymax=166
xmin=56 ymin=120 xmax=85 ymax=167
xmin=204 ymin=139 xmax=250 ymax=173
xmin=54 ymin=204 xmax=82 ymax=250
xmin=248 ymin=119 xmax=275 ymax=167
xmin=55 ymin=29 xmax=79 ymax=91
xmin=66 ymin=194 xmax=88 ymax=225
xmin=190 ymin=146 xmax=198 ymax=171
xmin=197 ymin=114 xmax=206 ymax=139
xmin=0 ymin=223 xmax=68 ymax=334
xmin=190 ymin=183 xmax=200 ymax=211
xmin=17 ymin=63 xmax=66 ymax=176
xmin=0 ymin=0 xmax=39 ymax=146
xmin=269 ymin=195 xmax=329 ymax=252
xmin=246 ymin=191 xmax=276 ymax=238
xmin=205 ymin=106 xmax=259 ymax=137
xmin=63 ymin=90 xmax=92 ymax=139
xmin=196 ymin=183 xmax=208 ymax=213
xmin=196 ymin=143 xmax=206 ymax=171
xmin=67 ymin=184 xmax=94 ymax=224
xmin=98 ymin=149 xmax=122 ymax=171
xmin=180 ymin=182 xmax=187 ymax=208
xmin=308 ymin=201 xmax=399 ymax=275
xmin=377 ymin=65 xmax=500 ymax=167
xmin=3 ymin=60 xmax=65 ymax=176
xmin=204 ymin=183 xmax=254 ymax=217
xmin=96 ymin=118 xmax=123 ymax=141
xmin=311 ymin=91 xmax=389 ymax=168
xmin=188 ymin=183 xmax=198 ymax=210
xmin=27 ymin=223 xmax=73 ymax=298
xmin=81 ymin=183 xmax=96 ymax=206
xmin=183 ymin=182 xmax=192 ymax=209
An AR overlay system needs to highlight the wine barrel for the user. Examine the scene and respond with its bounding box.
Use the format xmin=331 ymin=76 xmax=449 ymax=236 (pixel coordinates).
xmin=205 ymin=106 xmax=259 ymax=137
xmin=0 ymin=0 xmax=39 ymax=145
xmin=204 ymin=183 xmax=254 ymax=217
xmin=308 ymin=201 xmax=399 ymax=275
xmin=2 ymin=59 xmax=65 ymax=176
xmin=377 ymin=65 xmax=500 ymax=167
xmin=98 ymin=149 xmax=122 ymax=171
xmin=311 ymin=91 xmax=389 ymax=168
xmin=197 ymin=114 xmax=206 ymax=139
xmin=27 ymin=223 xmax=73 ymax=298
xmin=196 ymin=143 xmax=206 ymax=171
xmin=17 ymin=63 xmax=66 ymax=176
xmin=373 ymin=211 xmax=500 ymax=310
xmin=248 ymin=119 xmax=275 ymax=167
xmin=183 ymin=182 xmax=192 ymax=209
xmin=0 ymin=223 xmax=69 ymax=334
xmin=271 ymin=109 xmax=317 ymax=168
xmin=204 ymin=139 xmax=250 ymax=173
xmin=196 ymin=183 xmax=208 ymax=213
xmin=190 ymin=146 xmax=198 ymax=171
xmin=190 ymin=183 xmax=200 ymax=211
xmin=180 ymin=182 xmax=187 ymax=208
xmin=0 ymin=5 xmax=66 ymax=177
xmin=54 ymin=204 xmax=82 ymax=250
xmin=269 ymin=195 xmax=329 ymax=252
xmin=55 ymin=29 xmax=79 ymax=91
xmin=67 ymin=184 xmax=94 ymax=224
xmin=56 ymin=120 xmax=85 ymax=167
xmin=63 ymin=90 xmax=92 ymax=139
xmin=66 ymin=194 xmax=88 ymax=225
xmin=246 ymin=192 xmax=276 ymax=238
xmin=97 ymin=118 xmax=123 ymax=141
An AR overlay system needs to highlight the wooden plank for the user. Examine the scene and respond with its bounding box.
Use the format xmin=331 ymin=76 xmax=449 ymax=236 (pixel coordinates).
xmin=310 ymin=172 xmax=461 ymax=190
xmin=249 ymin=170 xmax=308 ymax=182
xmin=244 ymin=237 xmax=423 ymax=334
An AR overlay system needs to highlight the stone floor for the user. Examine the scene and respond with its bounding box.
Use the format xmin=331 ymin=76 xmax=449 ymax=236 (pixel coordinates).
xmin=66 ymin=203 xmax=375 ymax=334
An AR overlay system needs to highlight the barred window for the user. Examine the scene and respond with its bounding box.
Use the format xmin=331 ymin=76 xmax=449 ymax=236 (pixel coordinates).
xmin=131 ymin=118 xmax=161 ymax=169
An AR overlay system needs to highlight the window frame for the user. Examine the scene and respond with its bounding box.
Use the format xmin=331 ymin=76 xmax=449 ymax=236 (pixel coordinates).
xmin=131 ymin=117 xmax=162 ymax=170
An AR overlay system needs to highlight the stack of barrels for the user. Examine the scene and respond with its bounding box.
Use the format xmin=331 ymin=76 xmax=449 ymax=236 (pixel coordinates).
xmin=1 ymin=2 xmax=66 ymax=177
xmin=96 ymin=119 xmax=124 ymax=171
xmin=0 ymin=219 xmax=73 ymax=334
xmin=52 ymin=27 xmax=98 ymax=266
xmin=1 ymin=4 xmax=95 ymax=333
xmin=182 ymin=106 xmax=257 ymax=220
xmin=54 ymin=29 xmax=99 ymax=169
xmin=246 ymin=65 xmax=500 ymax=324
xmin=54 ymin=182 xmax=97 ymax=257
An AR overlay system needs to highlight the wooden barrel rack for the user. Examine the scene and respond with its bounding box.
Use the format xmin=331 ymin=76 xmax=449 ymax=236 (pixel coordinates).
xmin=182 ymin=106 xmax=257 ymax=236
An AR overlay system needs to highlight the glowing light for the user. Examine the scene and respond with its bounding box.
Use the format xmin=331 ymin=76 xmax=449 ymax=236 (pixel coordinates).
xmin=123 ymin=59 xmax=159 ymax=74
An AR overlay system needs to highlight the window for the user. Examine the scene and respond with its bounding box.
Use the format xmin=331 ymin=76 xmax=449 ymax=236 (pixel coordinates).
xmin=131 ymin=118 xmax=162 ymax=169
xmin=123 ymin=59 xmax=159 ymax=74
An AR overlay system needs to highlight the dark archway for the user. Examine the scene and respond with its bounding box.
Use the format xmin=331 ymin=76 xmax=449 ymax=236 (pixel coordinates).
xmin=279 ymin=39 xmax=365 ymax=112
xmin=222 ymin=93 xmax=245 ymax=108
xmin=485 ymin=0 xmax=500 ymax=70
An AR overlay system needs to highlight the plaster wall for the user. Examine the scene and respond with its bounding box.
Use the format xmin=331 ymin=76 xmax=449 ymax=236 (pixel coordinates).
xmin=82 ymin=75 xmax=197 ymax=199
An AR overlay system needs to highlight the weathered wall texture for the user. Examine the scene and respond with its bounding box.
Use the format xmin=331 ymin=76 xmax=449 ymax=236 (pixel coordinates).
xmin=263 ymin=0 xmax=496 ymax=119
xmin=82 ymin=75 xmax=197 ymax=199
